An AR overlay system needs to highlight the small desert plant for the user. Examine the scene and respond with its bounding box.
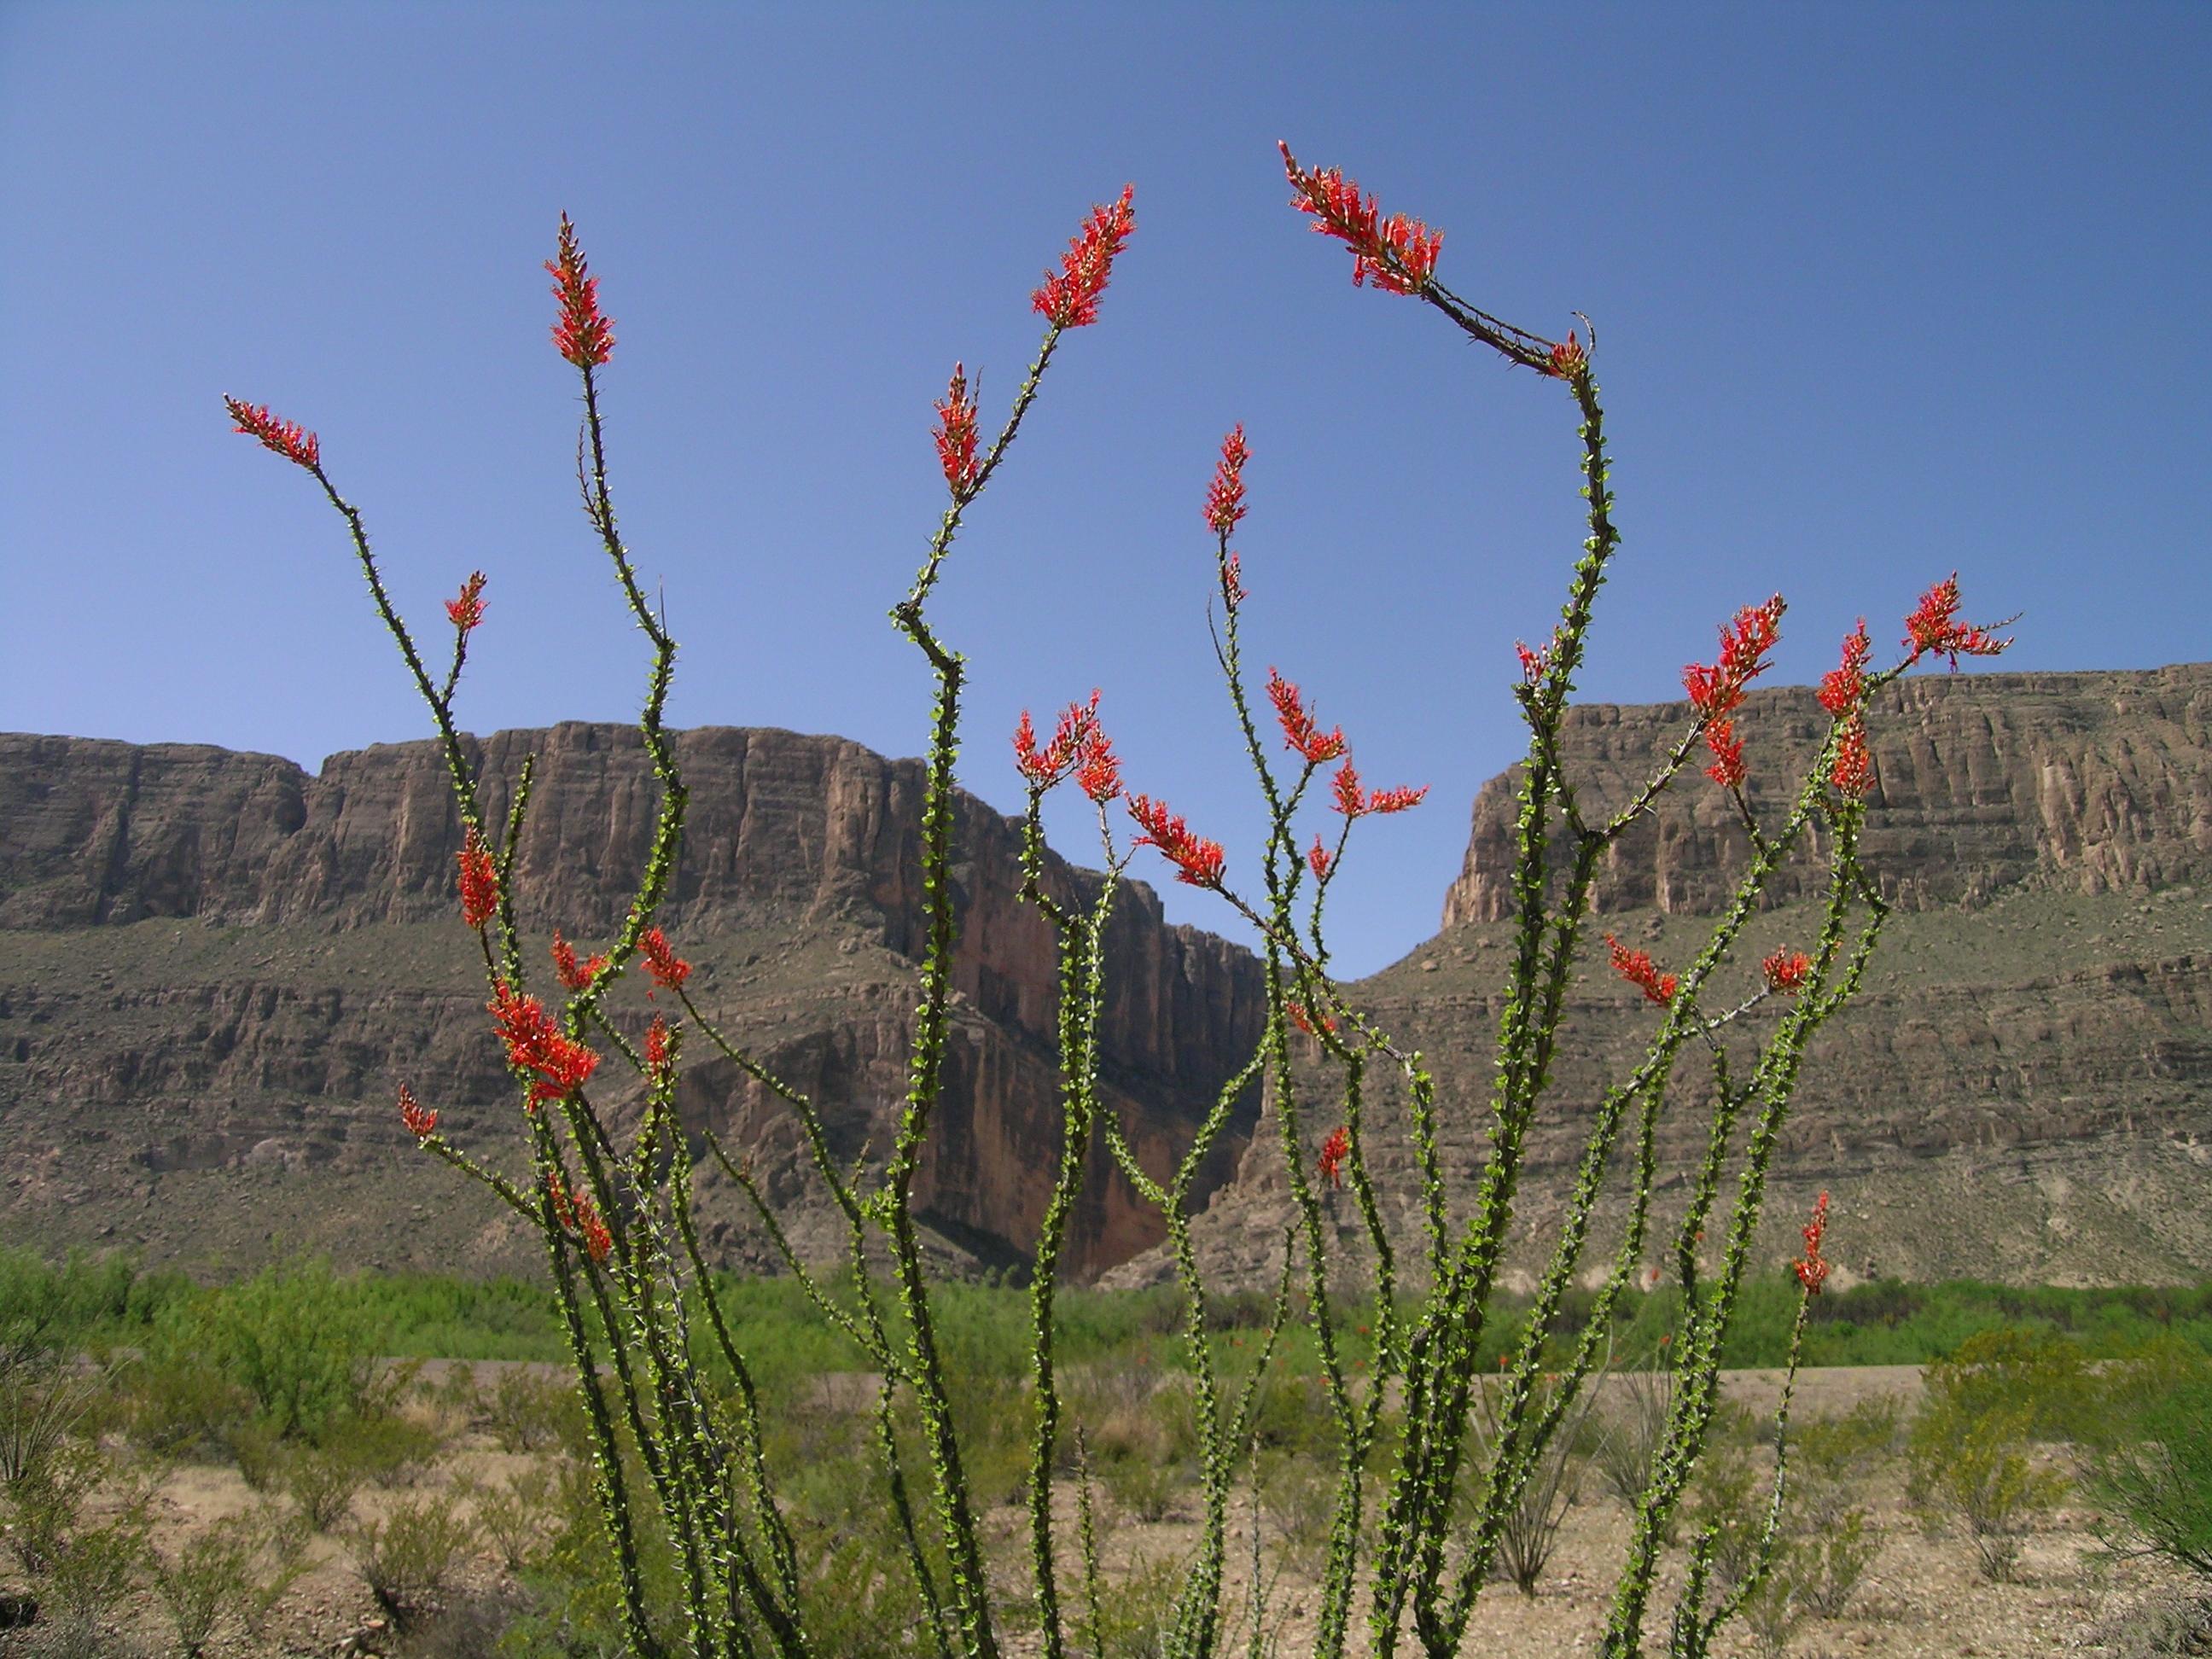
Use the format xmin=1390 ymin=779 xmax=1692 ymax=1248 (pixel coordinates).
xmin=484 ymin=1368 xmax=580 ymax=1456
xmin=190 ymin=1256 xmax=386 ymax=1441
xmin=282 ymin=1439 xmax=367 ymax=1531
xmin=350 ymin=1493 xmax=480 ymax=1629
xmin=1908 ymin=1399 xmax=2066 ymax=1581
xmin=1592 ymin=1357 xmax=1674 ymax=1509
xmin=147 ymin=1504 xmax=307 ymax=1657
xmin=1464 ymin=1371 xmax=1604 ymax=1597
xmin=461 ymin=1464 xmax=562 ymax=1575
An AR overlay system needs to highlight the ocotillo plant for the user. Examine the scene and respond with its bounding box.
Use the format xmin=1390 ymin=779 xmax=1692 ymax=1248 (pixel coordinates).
xmin=225 ymin=146 xmax=2011 ymax=1658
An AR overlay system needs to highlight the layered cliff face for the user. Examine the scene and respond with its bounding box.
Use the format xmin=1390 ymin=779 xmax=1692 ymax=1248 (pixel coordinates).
xmin=9 ymin=663 xmax=2210 ymax=1291
xmin=1109 ymin=664 xmax=2212 ymax=1292
xmin=0 ymin=725 xmax=1266 ymax=1279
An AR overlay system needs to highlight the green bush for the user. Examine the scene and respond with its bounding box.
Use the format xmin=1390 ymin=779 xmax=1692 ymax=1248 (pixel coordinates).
xmin=2087 ymin=1369 xmax=2212 ymax=1579
xmin=189 ymin=1256 xmax=386 ymax=1441
xmin=147 ymin=1504 xmax=306 ymax=1657
xmin=349 ymin=1493 xmax=480 ymax=1629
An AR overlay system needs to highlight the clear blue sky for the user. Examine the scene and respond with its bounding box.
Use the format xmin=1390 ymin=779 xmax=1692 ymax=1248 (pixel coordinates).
xmin=4 ymin=4 xmax=2206 ymax=979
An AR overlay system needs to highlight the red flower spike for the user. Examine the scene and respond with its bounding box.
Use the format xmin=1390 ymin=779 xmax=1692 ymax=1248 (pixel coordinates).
xmin=1266 ymin=668 xmax=1347 ymax=765
xmin=1818 ymin=620 xmax=1872 ymax=716
xmin=1364 ymin=783 xmax=1429 ymax=816
xmin=550 ymin=929 xmax=609 ymax=992
xmin=644 ymin=1014 xmax=673 ymax=1080
xmin=1546 ymin=331 xmax=1587 ymax=380
xmin=1205 ymin=425 xmax=1249 ymax=537
xmin=445 ymin=571 xmax=487 ymax=634
xmin=1331 ymin=760 xmax=1365 ymax=818
xmin=1703 ymin=718 xmax=1748 ymax=790
xmin=1308 ymin=835 xmax=1333 ymax=883
xmin=489 ymin=981 xmax=599 ymax=1109
xmin=1904 ymin=573 xmax=2012 ymax=670
xmin=1279 ymin=142 xmax=1443 ymax=296
xmin=398 ymin=1082 xmax=438 ymax=1142
xmin=1833 ymin=716 xmax=1875 ymax=799
xmin=1288 ymin=1000 xmax=1337 ymax=1039
xmin=933 ymin=363 xmax=980 ymax=497
xmin=1683 ymin=596 xmax=1785 ymax=719
xmin=1015 ymin=691 xmax=1102 ymax=791
xmin=1075 ymin=726 xmax=1121 ymax=804
xmin=1032 ymin=184 xmax=1136 ymax=329
xmin=224 ymin=397 xmax=320 ymax=470
xmin=458 ymin=828 xmax=500 ymax=931
xmin=1761 ymin=950 xmax=1813 ymax=996
xmin=1317 ymin=1125 xmax=1351 ymax=1190
xmin=1792 ymin=1190 xmax=1831 ymax=1295
xmin=638 ymin=927 xmax=690 ymax=994
xmin=1126 ymin=794 xmax=1225 ymax=888
xmin=1605 ymin=934 xmax=1678 ymax=1007
xmin=546 ymin=213 xmax=614 ymax=369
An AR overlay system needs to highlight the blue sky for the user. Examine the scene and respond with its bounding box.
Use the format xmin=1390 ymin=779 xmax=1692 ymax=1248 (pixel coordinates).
xmin=3 ymin=4 xmax=2206 ymax=979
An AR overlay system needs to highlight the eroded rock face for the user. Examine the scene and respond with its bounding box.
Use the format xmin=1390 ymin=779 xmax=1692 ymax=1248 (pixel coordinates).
xmin=1443 ymin=664 xmax=2212 ymax=924
xmin=0 ymin=725 xmax=1265 ymax=1279
xmin=7 ymin=661 xmax=2211 ymax=1289
xmin=1110 ymin=662 xmax=2212 ymax=1292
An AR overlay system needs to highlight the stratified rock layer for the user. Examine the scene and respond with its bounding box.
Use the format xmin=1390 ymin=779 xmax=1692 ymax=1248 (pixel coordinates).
xmin=0 ymin=725 xmax=1265 ymax=1278
xmin=1110 ymin=663 xmax=2212 ymax=1292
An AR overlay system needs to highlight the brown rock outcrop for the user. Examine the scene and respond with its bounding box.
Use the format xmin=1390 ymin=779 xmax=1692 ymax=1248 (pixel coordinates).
xmin=0 ymin=725 xmax=1265 ymax=1279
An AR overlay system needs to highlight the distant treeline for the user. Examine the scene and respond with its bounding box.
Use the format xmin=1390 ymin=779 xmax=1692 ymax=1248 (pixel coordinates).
xmin=6 ymin=1247 xmax=2210 ymax=1383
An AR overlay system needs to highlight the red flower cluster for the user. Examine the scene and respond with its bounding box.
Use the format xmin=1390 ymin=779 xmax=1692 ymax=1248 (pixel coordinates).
xmin=1546 ymin=331 xmax=1587 ymax=380
xmin=1606 ymin=934 xmax=1678 ymax=1007
xmin=1904 ymin=573 xmax=2012 ymax=670
xmin=1703 ymin=720 xmax=1748 ymax=790
xmin=1279 ymin=142 xmax=1442 ymax=295
xmin=1317 ymin=1125 xmax=1351 ymax=1189
xmin=1792 ymin=1190 xmax=1831 ymax=1295
xmin=445 ymin=570 xmax=487 ymax=634
xmin=1032 ymin=184 xmax=1136 ymax=329
xmin=1267 ymin=669 xmax=1347 ymax=765
xmin=1515 ymin=634 xmax=1557 ymax=688
xmin=1330 ymin=761 xmax=1429 ymax=819
xmin=1832 ymin=717 xmax=1875 ymax=799
xmin=1819 ymin=620 xmax=1872 ymax=716
xmin=1683 ymin=597 xmax=1784 ymax=789
xmin=225 ymin=397 xmax=320 ymax=470
xmin=644 ymin=1014 xmax=673 ymax=1082
xmin=1683 ymin=597 xmax=1786 ymax=719
xmin=550 ymin=930 xmax=609 ymax=992
xmin=1205 ymin=425 xmax=1249 ymax=537
xmin=489 ymin=981 xmax=599 ymax=1109
xmin=546 ymin=213 xmax=614 ymax=369
xmin=398 ymin=1082 xmax=438 ymax=1141
xmin=546 ymin=1171 xmax=613 ymax=1264
xmin=1761 ymin=949 xmax=1813 ymax=995
xmin=933 ymin=362 xmax=980 ymax=496
xmin=1015 ymin=692 xmax=1100 ymax=789
xmin=1307 ymin=835 xmax=1333 ymax=882
xmin=1220 ymin=552 xmax=1247 ymax=613
xmin=1075 ymin=729 xmax=1121 ymax=804
xmin=638 ymin=927 xmax=690 ymax=995
xmin=1126 ymin=794 xmax=1225 ymax=888
xmin=458 ymin=828 xmax=500 ymax=931
xmin=1288 ymin=999 xmax=1338 ymax=1039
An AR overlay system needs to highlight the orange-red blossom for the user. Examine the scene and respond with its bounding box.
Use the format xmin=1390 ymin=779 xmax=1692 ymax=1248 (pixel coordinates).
xmin=1792 ymin=1190 xmax=1831 ymax=1295
xmin=488 ymin=981 xmax=599 ymax=1109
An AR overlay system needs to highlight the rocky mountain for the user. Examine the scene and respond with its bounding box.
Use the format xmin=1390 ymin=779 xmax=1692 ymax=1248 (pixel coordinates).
xmin=3 ymin=661 xmax=2208 ymax=1289
xmin=1106 ymin=661 xmax=2212 ymax=1292
xmin=0 ymin=724 xmax=1266 ymax=1279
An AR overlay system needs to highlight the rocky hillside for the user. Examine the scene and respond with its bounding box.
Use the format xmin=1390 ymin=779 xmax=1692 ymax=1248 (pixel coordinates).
xmin=0 ymin=724 xmax=1266 ymax=1279
xmin=4 ymin=662 xmax=2209 ymax=1289
xmin=1109 ymin=661 xmax=2212 ymax=1292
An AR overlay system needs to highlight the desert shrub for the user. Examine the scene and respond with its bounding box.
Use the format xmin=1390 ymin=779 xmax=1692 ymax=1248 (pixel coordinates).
xmin=2087 ymin=1368 xmax=2212 ymax=1579
xmin=1259 ymin=1453 xmax=1333 ymax=1579
xmin=486 ymin=1368 xmax=583 ymax=1456
xmin=282 ymin=1440 xmax=367 ymax=1531
xmin=350 ymin=1493 xmax=480 ymax=1628
xmin=1 ymin=1440 xmax=148 ymax=1636
xmin=119 ymin=1337 xmax=249 ymax=1460
xmin=189 ymin=1256 xmax=386 ymax=1441
xmin=1458 ymin=1372 xmax=1602 ymax=1598
xmin=344 ymin=1407 xmax=451 ymax=1488
xmin=1092 ymin=1554 xmax=1188 ymax=1659
xmin=1907 ymin=1399 xmax=2066 ymax=1582
xmin=462 ymin=1464 xmax=561 ymax=1575
xmin=1793 ymin=1505 xmax=1881 ymax=1620
xmin=1593 ymin=1362 xmax=1674 ymax=1508
xmin=1101 ymin=1446 xmax=1183 ymax=1525
xmin=147 ymin=1504 xmax=306 ymax=1657
xmin=500 ymin=1453 xmax=684 ymax=1658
